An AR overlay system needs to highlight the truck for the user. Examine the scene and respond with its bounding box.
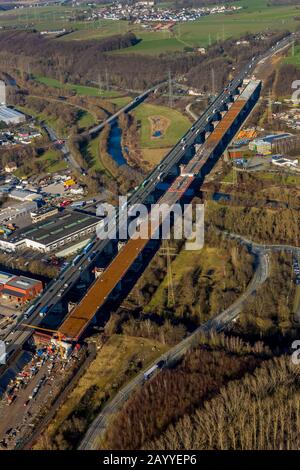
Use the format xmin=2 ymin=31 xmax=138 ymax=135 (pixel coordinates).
xmin=72 ymin=253 xmax=84 ymax=266
xmin=83 ymin=241 xmax=95 ymax=255
xmin=24 ymin=305 xmax=35 ymax=320
xmin=70 ymin=201 xmax=86 ymax=208
xmin=39 ymin=305 xmax=50 ymax=318
xmin=143 ymin=364 xmax=158 ymax=381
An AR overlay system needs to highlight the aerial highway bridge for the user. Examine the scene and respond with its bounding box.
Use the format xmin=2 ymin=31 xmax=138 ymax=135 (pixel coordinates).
xmin=0 ymin=32 xmax=296 ymax=389
xmin=59 ymin=78 xmax=262 ymax=342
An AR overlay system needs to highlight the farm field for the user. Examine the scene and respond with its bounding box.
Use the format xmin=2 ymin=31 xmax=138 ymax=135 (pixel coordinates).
xmin=285 ymin=45 xmax=300 ymax=68
xmin=33 ymin=75 xmax=119 ymax=98
xmin=0 ymin=0 xmax=298 ymax=55
xmin=117 ymin=1 xmax=300 ymax=56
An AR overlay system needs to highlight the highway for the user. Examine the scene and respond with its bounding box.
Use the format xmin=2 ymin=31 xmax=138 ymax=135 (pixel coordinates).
xmin=78 ymin=235 xmax=270 ymax=450
xmin=58 ymin=76 xmax=263 ymax=340
xmin=80 ymin=234 xmax=300 ymax=450
xmin=0 ymin=31 xmax=296 ymax=377
xmin=88 ymin=80 xmax=170 ymax=136
xmin=42 ymin=123 xmax=81 ymax=172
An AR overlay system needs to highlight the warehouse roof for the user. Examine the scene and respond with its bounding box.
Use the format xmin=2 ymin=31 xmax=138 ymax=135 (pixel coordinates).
xmin=1 ymin=288 xmax=26 ymax=298
xmin=0 ymin=106 xmax=24 ymax=121
xmin=2 ymin=210 xmax=100 ymax=247
xmin=6 ymin=275 xmax=41 ymax=290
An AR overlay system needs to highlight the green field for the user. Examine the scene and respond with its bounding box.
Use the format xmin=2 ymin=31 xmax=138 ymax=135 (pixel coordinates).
xmin=39 ymin=148 xmax=68 ymax=173
xmin=33 ymin=75 xmax=119 ymax=98
xmin=76 ymin=110 xmax=96 ymax=130
xmin=81 ymin=135 xmax=105 ymax=172
xmin=16 ymin=101 xmax=95 ymax=135
xmin=133 ymin=103 xmax=190 ymax=149
xmin=285 ymin=44 xmax=300 ymax=68
xmin=118 ymin=0 xmax=300 ymax=55
xmin=0 ymin=0 xmax=299 ymax=56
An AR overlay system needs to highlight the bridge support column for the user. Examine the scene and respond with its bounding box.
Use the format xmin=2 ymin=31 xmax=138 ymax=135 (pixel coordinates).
xmin=80 ymin=268 xmax=94 ymax=284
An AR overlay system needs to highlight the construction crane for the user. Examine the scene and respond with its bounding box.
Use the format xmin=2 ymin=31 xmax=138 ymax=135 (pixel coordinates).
xmin=22 ymin=324 xmax=66 ymax=359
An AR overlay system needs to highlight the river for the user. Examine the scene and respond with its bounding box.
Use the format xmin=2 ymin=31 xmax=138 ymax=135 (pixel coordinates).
xmin=107 ymin=122 xmax=127 ymax=166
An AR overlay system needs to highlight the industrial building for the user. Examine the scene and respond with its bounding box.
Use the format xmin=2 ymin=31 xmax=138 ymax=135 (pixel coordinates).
xmin=0 ymin=210 xmax=101 ymax=253
xmin=271 ymin=155 xmax=299 ymax=168
xmin=249 ymin=133 xmax=292 ymax=155
xmin=0 ymin=106 xmax=26 ymax=125
xmin=9 ymin=189 xmax=43 ymax=202
xmin=0 ymin=81 xmax=26 ymax=125
xmin=0 ymin=274 xmax=43 ymax=303
xmin=30 ymin=206 xmax=58 ymax=224
xmin=0 ymin=270 xmax=15 ymax=286
xmin=0 ymin=201 xmax=38 ymax=225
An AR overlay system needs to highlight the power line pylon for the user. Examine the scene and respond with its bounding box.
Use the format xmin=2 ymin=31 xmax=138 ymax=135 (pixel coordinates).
xmin=168 ymin=70 xmax=174 ymax=108
xmin=105 ymin=68 xmax=109 ymax=91
xmin=267 ymin=89 xmax=273 ymax=123
xmin=98 ymin=73 xmax=102 ymax=95
xmin=159 ymin=240 xmax=176 ymax=308
xmin=211 ymin=68 xmax=215 ymax=96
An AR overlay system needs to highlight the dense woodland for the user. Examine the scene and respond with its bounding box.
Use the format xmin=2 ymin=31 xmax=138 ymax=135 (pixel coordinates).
xmin=206 ymin=201 xmax=300 ymax=246
xmin=103 ymin=333 xmax=271 ymax=450
xmin=235 ymin=251 xmax=297 ymax=343
xmin=146 ymin=355 xmax=300 ymax=450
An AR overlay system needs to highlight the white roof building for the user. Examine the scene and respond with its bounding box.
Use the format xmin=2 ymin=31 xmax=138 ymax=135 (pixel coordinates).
xmin=0 ymin=106 xmax=25 ymax=125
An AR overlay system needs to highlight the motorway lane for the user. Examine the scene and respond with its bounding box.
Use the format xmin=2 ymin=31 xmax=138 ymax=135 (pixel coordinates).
xmin=78 ymin=239 xmax=270 ymax=450
xmin=88 ymin=80 xmax=170 ymax=135
xmin=42 ymin=124 xmax=81 ymax=172
xmin=1 ymin=32 xmax=296 ymax=374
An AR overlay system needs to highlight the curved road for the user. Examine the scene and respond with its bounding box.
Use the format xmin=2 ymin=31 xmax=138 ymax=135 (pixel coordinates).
xmin=79 ymin=235 xmax=271 ymax=450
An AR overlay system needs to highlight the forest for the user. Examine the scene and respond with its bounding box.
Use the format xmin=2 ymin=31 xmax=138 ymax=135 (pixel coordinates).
xmin=146 ymin=355 xmax=300 ymax=450
xmin=103 ymin=333 xmax=271 ymax=450
xmin=0 ymin=30 xmax=287 ymax=92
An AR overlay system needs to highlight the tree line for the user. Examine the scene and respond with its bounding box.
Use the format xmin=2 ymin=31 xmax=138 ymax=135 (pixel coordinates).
xmin=103 ymin=332 xmax=270 ymax=450
xmin=146 ymin=354 xmax=300 ymax=450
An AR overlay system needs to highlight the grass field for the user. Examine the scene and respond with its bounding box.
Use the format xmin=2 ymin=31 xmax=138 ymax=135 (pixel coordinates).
xmin=285 ymin=44 xmax=300 ymax=69
xmin=39 ymin=148 xmax=68 ymax=173
xmin=111 ymin=0 xmax=300 ymax=56
xmin=133 ymin=103 xmax=190 ymax=149
xmin=293 ymin=284 xmax=300 ymax=312
xmin=0 ymin=0 xmax=299 ymax=56
xmin=34 ymin=334 xmax=168 ymax=449
xmin=33 ymin=75 xmax=119 ymax=98
xmin=17 ymin=99 xmax=96 ymax=134
xmin=142 ymin=147 xmax=172 ymax=166
xmin=81 ymin=135 xmax=104 ymax=172
xmin=15 ymin=104 xmax=66 ymax=135
xmin=145 ymin=246 xmax=230 ymax=313
xmin=76 ymin=110 xmax=96 ymax=130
